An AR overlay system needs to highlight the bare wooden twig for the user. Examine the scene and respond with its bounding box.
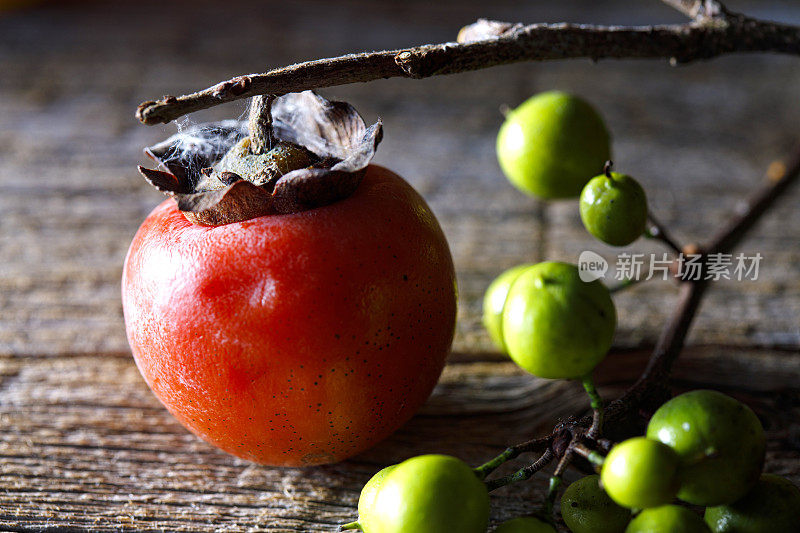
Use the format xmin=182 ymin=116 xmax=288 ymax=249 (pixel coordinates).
xmin=484 ymin=449 xmax=555 ymax=491
xmin=601 ymin=142 xmax=800 ymax=445
xmin=646 ymin=211 xmax=684 ymax=255
xmin=135 ymin=0 xmax=800 ymax=125
xmin=707 ymin=149 xmax=800 ymax=256
xmin=621 ymin=143 xmax=800 ymax=404
xmin=474 ymin=435 xmax=554 ymax=480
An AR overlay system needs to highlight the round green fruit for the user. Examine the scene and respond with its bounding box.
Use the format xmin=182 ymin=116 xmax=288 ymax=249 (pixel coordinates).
xmin=601 ymin=437 xmax=680 ymax=509
xmin=494 ymin=516 xmax=556 ymax=533
xmin=357 ymin=465 xmax=397 ymax=520
xmin=704 ymin=474 xmax=800 ymax=532
xmin=561 ymin=475 xmax=631 ymax=533
xmin=483 ymin=264 xmax=535 ymax=352
xmin=646 ymin=390 xmax=766 ymax=506
xmin=496 ymin=91 xmax=611 ymax=199
xmin=359 ymin=454 xmax=489 ymax=533
xmin=626 ymin=505 xmax=710 ymax=533
xmin=501 ymin=261 xmax=616 ymax=379
xmin=579 ymin=170 xmax=648 ymax=246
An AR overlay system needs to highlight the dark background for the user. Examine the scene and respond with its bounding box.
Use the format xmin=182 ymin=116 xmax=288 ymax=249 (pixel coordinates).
xmin=1 ymin=0 xmax=798 ymax=530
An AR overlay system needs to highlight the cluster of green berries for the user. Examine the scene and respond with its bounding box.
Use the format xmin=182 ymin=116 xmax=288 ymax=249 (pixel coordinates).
xmin=566 ymin=389 xmax=798 ymax=533
xmin=485 ymin=91 xmax=656 ymax=382
xmin=497 ymin=90 xmax=648 ymax=247
xmin=343 ymin=391 xmax=798 ymax=533
xmin=339 ymin=91 xmax=799 ymax=532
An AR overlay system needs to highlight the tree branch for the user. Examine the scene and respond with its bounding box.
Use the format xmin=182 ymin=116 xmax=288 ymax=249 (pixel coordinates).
xmin=707 ymin=150 xmax=800 ymax=256
xmin=485 ymin=449 xmax=554 ymax=491
xmin=602 ymin=143 xmax=800 ymax=439
xmin=474 ymin=435 xmax=553 ymax=480
xmin=136 ymin=6 xmax=800 ymax=125
xmin=643 ymin=145 xmax=800 ymax=378
xmin=646 ymin=210 xmax=684 ymax=254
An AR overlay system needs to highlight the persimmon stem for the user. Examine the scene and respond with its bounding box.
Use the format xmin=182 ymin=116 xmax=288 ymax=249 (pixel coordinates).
xmin=248 ymin=94 xmax=276 ymax=154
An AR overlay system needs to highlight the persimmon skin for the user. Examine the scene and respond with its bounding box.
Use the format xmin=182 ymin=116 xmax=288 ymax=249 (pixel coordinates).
xmin=122 ymin=165 xmax=457 ymax=466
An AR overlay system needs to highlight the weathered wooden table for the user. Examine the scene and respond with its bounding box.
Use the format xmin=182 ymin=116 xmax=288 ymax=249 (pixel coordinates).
xmin=1 ymin=0 xmax=798 ymax=530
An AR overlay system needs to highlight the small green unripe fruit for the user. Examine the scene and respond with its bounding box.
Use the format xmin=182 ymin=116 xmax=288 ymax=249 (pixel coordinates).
xmin=496 ymin=91 xmax=611 ymax=199
xmin=561 ymin=475 xmax=631 ymax=533
xmin=646 ymin=390 xmax=766 ymax=506
xmin=483 ymin=264 xmax=536 ymax=351
xmin=626 ymin=505 xmax=711 ymax=533
xmin=501 ymin=261 xmax=616 ymax=379
xmin=357 ymin=465 xmax=397 ymax=520
xmin=494 ymin=516 xmax=557 ymax=533
xmin=601 ymin=437 xmax=681 ymax=509
xmin=704 ymin=474 xmax=800 ymax=532
xmin=359 ymin=454 xmax=489 ymax=533
xmin=580 ymin=169 xmax=648 ymax=246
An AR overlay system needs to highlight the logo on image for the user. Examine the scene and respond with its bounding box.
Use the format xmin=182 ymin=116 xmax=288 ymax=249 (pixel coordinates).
xmin=578 ymin=250 xmax=609 ymax=282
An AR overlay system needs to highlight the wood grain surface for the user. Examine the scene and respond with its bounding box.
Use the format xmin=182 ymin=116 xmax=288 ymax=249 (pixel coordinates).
xmin=1 ymin=0 xmax=798 ymax=530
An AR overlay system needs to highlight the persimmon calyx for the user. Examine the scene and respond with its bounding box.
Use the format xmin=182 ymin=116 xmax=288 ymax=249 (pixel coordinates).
xmin=138 ymin=91 xmax=383 ymax=226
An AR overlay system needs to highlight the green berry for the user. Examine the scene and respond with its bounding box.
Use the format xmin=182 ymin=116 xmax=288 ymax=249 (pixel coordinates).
xmin=496 ymin=91 xmax=611 ymax=199
xmin=501 ymin=261 xmax=616 ymax=379
xmin=704 ymin=474 xmax=800 ymax=532
xmin=494 ymin=516 xmax=557 ymax=533
xmin=626 ymin=505 xmax=711 ymax=533
xmin=483 ymin=264 xmax=536 ymax=351
xmin=359 ymin=454 xmax=489 ymax=533
xmin=579 ymin=169 xmax=648 ymax=246
xmin=646 ymin=390 xmax=766 ymax=506
xmin=561 ymin=475 xmax=631 ymax=533
xmin=601 ymin=437 xmax=681 ymax=509
xmin=357 ymin=465 xmax=397 ymax=520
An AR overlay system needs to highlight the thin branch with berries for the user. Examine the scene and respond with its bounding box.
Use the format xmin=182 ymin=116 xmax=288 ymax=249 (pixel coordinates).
xmin=474 ymin=142 xmax=800 ymax=505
